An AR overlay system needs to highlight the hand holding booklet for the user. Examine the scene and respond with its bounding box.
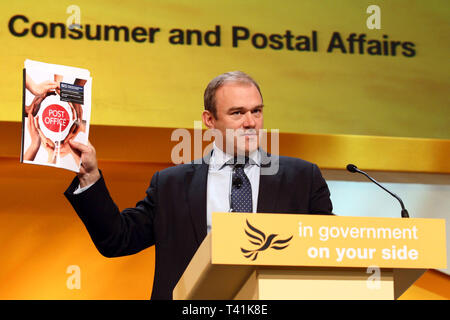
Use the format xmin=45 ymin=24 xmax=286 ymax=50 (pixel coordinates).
xmin=21 ymin=59 xmax=92 ymax=172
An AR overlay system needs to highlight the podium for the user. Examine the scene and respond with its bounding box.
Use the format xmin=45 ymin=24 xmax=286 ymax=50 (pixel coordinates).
xmin=173 ymin=213 xmax=446 ymax=300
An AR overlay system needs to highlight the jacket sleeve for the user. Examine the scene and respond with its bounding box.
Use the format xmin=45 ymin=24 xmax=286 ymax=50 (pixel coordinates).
xmin=309 ymin=164 xmax=334 ymax=215
xmin=64 ymin=171 xmax=158 ymax=257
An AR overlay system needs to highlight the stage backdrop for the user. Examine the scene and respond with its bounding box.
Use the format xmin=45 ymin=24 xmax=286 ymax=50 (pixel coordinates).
xmin=1 ymin=0 xmax=449 ymax=139
xmin=0 ymin=1 xmax=449 ymax=300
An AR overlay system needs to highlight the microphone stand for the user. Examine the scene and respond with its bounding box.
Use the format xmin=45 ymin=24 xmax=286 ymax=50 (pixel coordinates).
xmin=347 ymin=164 xmax=410 ymax=218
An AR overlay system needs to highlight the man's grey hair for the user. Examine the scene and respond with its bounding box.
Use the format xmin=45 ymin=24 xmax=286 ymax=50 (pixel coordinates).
xmin=204 ymin=71 xmax=263 ymax=119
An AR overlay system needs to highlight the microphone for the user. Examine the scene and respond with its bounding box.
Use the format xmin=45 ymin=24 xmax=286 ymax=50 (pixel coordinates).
xmin=232 ymin=175 xmax=243 ymax=189
xmin=346 ymin=164 xmax=410 ymax=218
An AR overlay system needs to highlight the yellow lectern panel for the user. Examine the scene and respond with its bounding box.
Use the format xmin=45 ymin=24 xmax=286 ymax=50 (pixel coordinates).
xmin=212 ymin=212 xmax=447 ymax=269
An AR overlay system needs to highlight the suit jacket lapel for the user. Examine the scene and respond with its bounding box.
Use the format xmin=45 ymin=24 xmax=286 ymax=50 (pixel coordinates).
xmin=185 ymin=151 xmax=282 ymax=244
xmin=257 ymin=152 xmax=282 ymax=213
xmin=185 ymin=156 xmax=210 ymax=246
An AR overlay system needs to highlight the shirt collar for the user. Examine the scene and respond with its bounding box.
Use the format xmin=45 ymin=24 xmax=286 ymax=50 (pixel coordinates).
xmin=209 ymin=142 xmax=260 ymax=170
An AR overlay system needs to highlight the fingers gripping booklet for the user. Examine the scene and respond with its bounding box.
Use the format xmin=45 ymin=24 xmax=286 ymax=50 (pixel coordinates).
xmin=21 ymin=59 xmax=92 ymax=173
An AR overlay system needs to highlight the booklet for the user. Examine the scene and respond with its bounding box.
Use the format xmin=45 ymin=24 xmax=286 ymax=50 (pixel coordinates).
xmin=21 ymin=59 xmax=92 ymax=172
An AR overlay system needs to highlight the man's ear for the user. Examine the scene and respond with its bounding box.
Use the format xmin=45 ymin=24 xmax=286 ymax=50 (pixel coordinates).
xmin=202 ymin=110 xmax=215 ymax=129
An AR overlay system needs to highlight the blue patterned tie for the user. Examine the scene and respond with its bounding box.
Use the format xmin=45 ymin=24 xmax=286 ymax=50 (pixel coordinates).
xmin=231 ymin=160 xmax=253 ymax=213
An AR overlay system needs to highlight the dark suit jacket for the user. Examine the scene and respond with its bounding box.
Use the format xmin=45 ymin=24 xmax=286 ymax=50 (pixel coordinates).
xmin=64 ymin=154 xmax=333 ymax=299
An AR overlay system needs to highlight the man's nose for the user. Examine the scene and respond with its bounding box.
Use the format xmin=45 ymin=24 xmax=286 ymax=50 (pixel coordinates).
xmin=243 ymin=111 xmax=256 ymax=128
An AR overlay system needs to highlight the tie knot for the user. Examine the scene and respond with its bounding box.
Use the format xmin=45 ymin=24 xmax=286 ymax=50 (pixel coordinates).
xmin=226 ymin=156 xmax=250 ymax=168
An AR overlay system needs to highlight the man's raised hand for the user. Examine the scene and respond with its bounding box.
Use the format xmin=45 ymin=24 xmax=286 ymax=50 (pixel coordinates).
xmin=68 ymin=140 xmax=100 ymax=187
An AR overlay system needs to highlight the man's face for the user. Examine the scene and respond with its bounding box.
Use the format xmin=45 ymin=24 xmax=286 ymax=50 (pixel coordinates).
xmin=202 ymin=82 xmax=264 ymax=155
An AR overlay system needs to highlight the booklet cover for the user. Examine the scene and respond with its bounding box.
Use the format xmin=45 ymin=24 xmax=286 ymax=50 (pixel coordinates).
xmin=21 ymin=59 xmax=92 ymax=172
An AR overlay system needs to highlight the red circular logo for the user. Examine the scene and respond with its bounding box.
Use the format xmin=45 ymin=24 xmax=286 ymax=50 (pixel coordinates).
xmin=42 ymin=104 xmax=70 ymax=132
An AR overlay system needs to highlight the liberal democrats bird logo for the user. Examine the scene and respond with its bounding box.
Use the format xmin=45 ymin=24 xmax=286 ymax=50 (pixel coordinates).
xmin=241 ymin=219 xmax=293 ymax=261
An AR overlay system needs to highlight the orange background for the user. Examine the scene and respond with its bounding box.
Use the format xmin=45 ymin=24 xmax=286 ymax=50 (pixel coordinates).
xmin=0 ymin=121 xmax=448 ymax=299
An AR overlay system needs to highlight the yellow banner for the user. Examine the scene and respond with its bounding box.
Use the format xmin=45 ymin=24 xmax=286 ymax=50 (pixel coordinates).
xmin=212 ymin=212 xmax=447 ymax=269
xmin=1 ymin=1 xmax=449 ymax=139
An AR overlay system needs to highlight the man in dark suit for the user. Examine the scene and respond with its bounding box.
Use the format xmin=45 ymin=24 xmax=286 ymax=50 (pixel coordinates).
xmin=65 ymin=71 xmax=333 ymax=299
